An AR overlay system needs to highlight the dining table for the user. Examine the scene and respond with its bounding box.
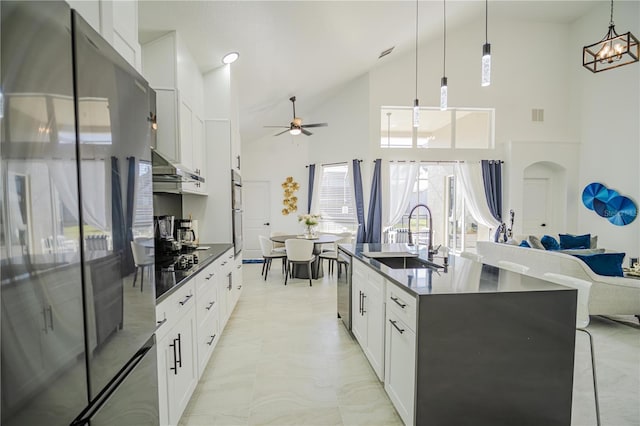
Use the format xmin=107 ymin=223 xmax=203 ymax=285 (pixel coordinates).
xmin=270 ymin=234 xmax=341 ymax=280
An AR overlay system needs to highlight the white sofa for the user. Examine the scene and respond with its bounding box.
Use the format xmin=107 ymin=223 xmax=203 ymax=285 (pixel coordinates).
xmin=476 ymin=241 xmax=640 ymax=317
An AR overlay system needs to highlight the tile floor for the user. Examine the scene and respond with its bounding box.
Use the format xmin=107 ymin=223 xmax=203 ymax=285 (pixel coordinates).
xmin=179 ymin=262 xmax=640 ymax=426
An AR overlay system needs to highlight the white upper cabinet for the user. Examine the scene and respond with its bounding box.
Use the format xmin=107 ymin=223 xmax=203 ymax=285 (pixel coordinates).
xmin=142 ymin=31 xmax=207 ymax=194
xmin=66 ymin=0 xmax=142 ymax=71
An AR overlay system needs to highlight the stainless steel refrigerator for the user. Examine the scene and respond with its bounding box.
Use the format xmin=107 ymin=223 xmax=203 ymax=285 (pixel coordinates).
xmin=1 ymin=2 xmax=159 ymax=425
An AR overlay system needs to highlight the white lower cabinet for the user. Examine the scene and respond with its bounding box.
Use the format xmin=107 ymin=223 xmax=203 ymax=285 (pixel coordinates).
xmin=384 ymin=309 xmax=416 ymax=426
xmin=156 ymin=248 xmax=242 ymax=425
xmin=351 ymin=259 xmax=385 ymax=381
xmin=156 ymin=286 xmax=198 ymax=426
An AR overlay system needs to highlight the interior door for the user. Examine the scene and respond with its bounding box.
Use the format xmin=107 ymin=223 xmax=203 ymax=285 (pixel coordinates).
xmin=243 ymin=181 xmax=270 ymax=260
xmin=522 ymin=178 xmax=552 ymax=235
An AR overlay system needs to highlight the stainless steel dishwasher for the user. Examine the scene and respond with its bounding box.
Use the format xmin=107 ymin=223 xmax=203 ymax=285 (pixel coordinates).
xmin=336 ymin=247 xmax=352 ymax=332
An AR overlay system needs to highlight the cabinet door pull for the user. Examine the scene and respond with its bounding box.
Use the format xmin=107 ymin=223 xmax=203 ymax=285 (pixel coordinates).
xmin=361 ymin=293 xmax=366 ymax=315
xmin=237 ymin=285 xmax=242 ymax=290
xmin=155 ymin=318 xmax=167 ymax=331
xmin=48 ymin=305 xmax=54 ymax=331
xmin=206 ymin=301 xmax=215 ymax=311
xmin=390 ymin=296 xmax=407 ymax=309
xmin=389 ymin=319 xmax=405 ymax=334
xmin=179 ymin=294 xmax=193 ymax=306
xmin=176 ymin=333 xmax=183 ymax=368
xmin=206 ymin=273 xmax=214 ymax=280
xmin=358 ymin=291 xmax=362 ymax=314
xmin=170 ymin=338 xmax=179 ymax=375
xmin=236 ymin=264 xmax=241 ymax=269
xmin=207 ymin=334 xmax=216 ymax=346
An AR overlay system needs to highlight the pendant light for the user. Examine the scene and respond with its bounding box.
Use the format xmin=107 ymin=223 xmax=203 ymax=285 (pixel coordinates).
xmin=412 ymin=0 xmax=420 ymax=128
xmin=481 ymin=0 xmax=491 ymax=86
xmin=583 ymin=0 xmax=639 ymax=73
xmin=440 ymin=0 xmax=448 ymax=111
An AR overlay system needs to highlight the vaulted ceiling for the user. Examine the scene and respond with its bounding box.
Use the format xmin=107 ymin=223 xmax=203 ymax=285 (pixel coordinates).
xmin=139 ymin=1 xmax=599 ymax=144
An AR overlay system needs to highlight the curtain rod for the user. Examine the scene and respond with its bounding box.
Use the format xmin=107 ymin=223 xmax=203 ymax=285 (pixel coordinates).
xmin=306 ymin=159 xmax=362 ymax=168
xmin=386 ymin=159 xmax=504 ymax=164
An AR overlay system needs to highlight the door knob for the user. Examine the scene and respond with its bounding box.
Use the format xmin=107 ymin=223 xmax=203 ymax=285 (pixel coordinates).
xmin=541 ymin=223 xmax=546 ymax=227
xmin=264 ymin=222 xmax=270 ymax=226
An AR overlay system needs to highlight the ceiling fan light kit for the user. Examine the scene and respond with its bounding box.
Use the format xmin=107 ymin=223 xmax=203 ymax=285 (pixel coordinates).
xmin=583 ymin=0 xmax=638 ymax=73
xmin=265 ymin=96 xmax=328 ymax=137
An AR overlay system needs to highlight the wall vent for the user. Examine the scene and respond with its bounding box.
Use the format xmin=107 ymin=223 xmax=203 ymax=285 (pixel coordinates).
xmin=531 ymin=108 xmax=544 ymax=122
xmin=378 ymin=46 xmax=395 ymax=59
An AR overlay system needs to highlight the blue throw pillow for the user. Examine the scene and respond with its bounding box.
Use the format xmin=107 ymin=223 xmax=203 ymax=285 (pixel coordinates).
xmin=559 ymin=233 xmax=591 ymax=250
xmin=573 ymin=252 xmax=625 ymax=277
xmin=519 ymin=240 xmax=531 ymax=248
xmin=541 ymin=235 xmax=560 ymax=251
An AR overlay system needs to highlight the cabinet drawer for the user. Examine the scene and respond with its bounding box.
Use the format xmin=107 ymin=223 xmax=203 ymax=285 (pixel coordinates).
xmin=156 ymin=280 xmax=195 ymax=340
xmin=386 ymin=284 xmax=417 ymax=332
xmin=196 ymin=314 xmax=219 ymax=378
xmin=196 ymin=261 xmax=217 ymax=294
xmin=196 ymin=284 xmax=217 ymax=329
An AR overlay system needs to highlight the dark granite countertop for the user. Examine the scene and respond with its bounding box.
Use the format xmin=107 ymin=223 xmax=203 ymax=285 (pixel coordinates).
xmin=155 ymin=243 xmax=234 ymax=303
xmin=339 ymin=243 xmax=573 ymax=298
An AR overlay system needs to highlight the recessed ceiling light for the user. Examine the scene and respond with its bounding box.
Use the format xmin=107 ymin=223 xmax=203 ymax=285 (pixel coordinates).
xmin=222 ymin=52 xmax=239 ymax=64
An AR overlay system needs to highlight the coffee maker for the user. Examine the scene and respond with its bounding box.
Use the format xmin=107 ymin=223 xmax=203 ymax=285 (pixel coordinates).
xmin=175 ymin=218 xmax=198 ymax=249
xmin=154 ymin=215 xmax=181 ymax=254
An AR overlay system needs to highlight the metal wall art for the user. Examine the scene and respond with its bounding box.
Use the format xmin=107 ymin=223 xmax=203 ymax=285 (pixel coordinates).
xmin=582 ymin=182 xmax=637 ymax=226
xmin=281 ymin=177 xmax=300 ymax=215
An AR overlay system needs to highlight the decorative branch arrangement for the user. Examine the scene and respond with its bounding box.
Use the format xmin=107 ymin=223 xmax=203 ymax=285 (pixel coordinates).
xmin=281 ymin=176 xmax=300 ymax=215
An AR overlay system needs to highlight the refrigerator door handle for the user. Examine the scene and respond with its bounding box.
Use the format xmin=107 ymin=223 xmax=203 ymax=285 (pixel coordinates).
xmin=42 ymin=307 xmax=48 ymax=334
xmin=71 ymin=344 xmax=153 ymax=426
xmin=48 ymin=305 xmax=54 ymax=331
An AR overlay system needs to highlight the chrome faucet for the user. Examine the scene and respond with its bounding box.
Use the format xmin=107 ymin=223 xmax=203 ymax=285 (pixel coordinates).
xmin=407 ymin=203 xmax=438 ymax=260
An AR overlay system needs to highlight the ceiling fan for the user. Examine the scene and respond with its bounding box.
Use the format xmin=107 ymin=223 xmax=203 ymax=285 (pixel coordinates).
xmin=265 ymin=96 xmax=328 ymax=136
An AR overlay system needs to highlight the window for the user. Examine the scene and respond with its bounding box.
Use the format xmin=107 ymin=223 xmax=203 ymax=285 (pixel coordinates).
xmin=380 ymin=107 xmax=494 ymax=149
xmin=316 ymin=163 xmax=358 ymax=233
xmin=386 ymin=163 xmax=479 ymax=253
xmin=132 ymin=160 xmax=154 ymax=238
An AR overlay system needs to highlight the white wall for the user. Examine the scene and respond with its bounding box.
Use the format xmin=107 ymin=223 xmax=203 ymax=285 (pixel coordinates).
xmin=241 ymin=6 xmax=639 ymax=253
xmin=570 ymin=0 xmax=640 ymax=257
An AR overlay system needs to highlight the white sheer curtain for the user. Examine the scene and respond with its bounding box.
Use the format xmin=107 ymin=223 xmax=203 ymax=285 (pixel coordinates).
xmin=49 ymin=160 xmax=108 ymax=231
xmin=455 ymin=162 xmax=501 ymax=229
xmin=383 ymin=162 xmax=419 ymax=229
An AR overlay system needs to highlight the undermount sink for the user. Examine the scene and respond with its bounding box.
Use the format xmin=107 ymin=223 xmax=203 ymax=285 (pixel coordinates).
xmin=370 ymin=256 xmax=445 ymax=270
xmin=362 ymin=251 xmax=418 ymax=259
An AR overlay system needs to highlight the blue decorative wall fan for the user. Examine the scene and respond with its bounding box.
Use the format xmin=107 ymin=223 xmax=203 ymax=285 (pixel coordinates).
xmin=582 ymin=182 xmax=637 ymax=226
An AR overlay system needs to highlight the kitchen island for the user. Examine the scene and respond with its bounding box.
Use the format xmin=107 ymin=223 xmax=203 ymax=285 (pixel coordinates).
xmin=340 ymin=243 xmax=578 ymax=426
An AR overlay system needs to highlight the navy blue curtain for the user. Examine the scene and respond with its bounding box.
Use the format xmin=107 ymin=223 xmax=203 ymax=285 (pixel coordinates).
xmin=365 ymin=159 xmax=382 ymax=243
xmin=111 ymin=157 xmax=126 ymax=268
xmin=307 ymin=164 xmax=315 ymax=213
xmin=481 ymin=160 xmax=503 ymax=241
xmin=352 ymin=160 xmax=366 ymax=244
xmin=122 ymin=157 xmax=136 ymax=274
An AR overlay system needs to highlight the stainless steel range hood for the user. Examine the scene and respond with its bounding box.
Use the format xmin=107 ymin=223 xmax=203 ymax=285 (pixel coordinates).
xmin=152 ymin=149 xmax=205 ymax=183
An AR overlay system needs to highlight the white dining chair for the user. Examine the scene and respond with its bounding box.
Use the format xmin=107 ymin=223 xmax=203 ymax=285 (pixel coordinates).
xmin=284 ymin=239 xmax=315 ymax=286
xmin=270 ymin=231 xmax=287 ymax=253
xmin=259 ymin=235 xmax=287 ymax=281
xmin=318 ymin=232 xmax=353 ymax=276
xmin=131 ymin=240 xmax=154 ymax=292
xmin=544 ymin=273 xmax=600 ymax=426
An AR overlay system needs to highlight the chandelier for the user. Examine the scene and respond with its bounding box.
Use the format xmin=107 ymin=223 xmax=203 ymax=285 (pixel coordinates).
xmin=583 ymin=0 xmax=639 ymax=73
